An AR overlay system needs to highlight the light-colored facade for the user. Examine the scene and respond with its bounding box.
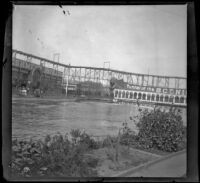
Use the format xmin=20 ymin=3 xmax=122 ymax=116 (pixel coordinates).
xmin=113 ymin=88 xmax=187 ymax=107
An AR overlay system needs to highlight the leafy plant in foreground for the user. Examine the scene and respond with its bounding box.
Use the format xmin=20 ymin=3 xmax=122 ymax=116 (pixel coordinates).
xmin=11 ymin=132 xmax=98 ymax=177
xmin=136 ymin=107 xmax=186 ymax=152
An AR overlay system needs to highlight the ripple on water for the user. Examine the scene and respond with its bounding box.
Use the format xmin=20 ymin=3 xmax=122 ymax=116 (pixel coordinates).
xmin=12 ymin=99 xmax=187 ymax=140
xmin=36 ymin=105 xmax=57 ymax=109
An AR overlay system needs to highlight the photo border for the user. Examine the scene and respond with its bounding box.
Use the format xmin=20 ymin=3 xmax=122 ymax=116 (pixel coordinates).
xmin=2 ymin=0 xmax=199 ymax=182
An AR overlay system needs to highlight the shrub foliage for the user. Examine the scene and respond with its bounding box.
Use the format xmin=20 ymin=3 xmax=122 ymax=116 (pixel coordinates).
xmin=11 ymin=131 xmax=99 ymax=177
xmin=136 ymin=107 xmax=186 ymax=152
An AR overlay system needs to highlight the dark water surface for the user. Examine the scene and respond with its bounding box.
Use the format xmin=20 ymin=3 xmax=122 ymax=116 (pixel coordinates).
xmin=12 ymin=97 xmax=186 ymax=140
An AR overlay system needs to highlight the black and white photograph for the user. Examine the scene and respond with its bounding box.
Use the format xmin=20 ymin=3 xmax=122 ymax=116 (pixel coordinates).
xmin=10 ymin=4 xmax=187 ymax=178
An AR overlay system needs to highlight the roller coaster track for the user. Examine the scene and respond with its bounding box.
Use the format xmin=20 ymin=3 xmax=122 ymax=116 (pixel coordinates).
xmin=12 ymin=49 xmax=187 ymax=91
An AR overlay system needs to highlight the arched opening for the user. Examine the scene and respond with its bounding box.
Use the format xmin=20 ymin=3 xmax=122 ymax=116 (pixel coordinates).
xmin=122 ymin=91 xmax=125 ymax=98
xmin=156 ymin=94 xmax=159 ymax=101
xmin=138 ymin=93 xmax=142 ymax=99
xmin=175 ymin=96 xmax=180 ymax=103
xmin=130 ymin=92 xmax=133 ymax=99
xmin=114 ymin=90 xmax=118 ymax=98
xmin=160 ymin=95 xmax=164 ymax=102
xmin=134 ymin=92 xmax=137 ymax=99
xmin=151 ymin=94 xmax=155 ymax=101
xmin=164 ymin=95 xmax=169 ymax=102
xmin=142 ymin=93 xmax=146 ymax=100
xmin=147 ymin=94 xmax=151 ymax=100
xmin=169 ymin=96 xmax=174 ymax=103
xmin=180 ymin=97 xmax=184 ymax=103
xmin=126 ymin=91 xmax=129 ymax=98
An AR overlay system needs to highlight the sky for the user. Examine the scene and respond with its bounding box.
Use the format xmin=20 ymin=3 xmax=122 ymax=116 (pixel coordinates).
xmin=13 ymin=5 xmax=187 ymax=77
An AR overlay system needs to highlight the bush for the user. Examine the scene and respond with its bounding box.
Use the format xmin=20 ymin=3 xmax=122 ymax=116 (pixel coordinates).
xmin=70 ymin=129 xmax=100 ymax=149
xmin=136 ymin=107 xmax=186 ymax=152
xmin=119 ymin=121 xmax=136 ymax=146
xmin=102 ymin=136 xmax=118 ymax=148
xmin=11 ymin=132 xmax=98 ymax=177
xmin=79 ymin=132 xmax=99 ymax=149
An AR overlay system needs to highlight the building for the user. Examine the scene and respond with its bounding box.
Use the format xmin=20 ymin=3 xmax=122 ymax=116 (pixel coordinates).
xmin=113 ymin=88 xmax=187 ymax=107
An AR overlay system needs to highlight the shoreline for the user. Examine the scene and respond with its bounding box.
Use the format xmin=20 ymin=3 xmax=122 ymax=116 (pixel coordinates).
xmin=12 ymin=94 xmax=113 ymax=103
xmin=12 ymin=94 xmax=187 ymax=108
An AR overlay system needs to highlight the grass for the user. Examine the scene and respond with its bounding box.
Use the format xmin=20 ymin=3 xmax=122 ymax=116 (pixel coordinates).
xmin=88 ymin=145 xmax=159 ymax=177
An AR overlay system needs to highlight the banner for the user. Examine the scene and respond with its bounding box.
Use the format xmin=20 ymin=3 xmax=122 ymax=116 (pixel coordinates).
xmin=126 ymin=84 xmax=187 ymax=96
